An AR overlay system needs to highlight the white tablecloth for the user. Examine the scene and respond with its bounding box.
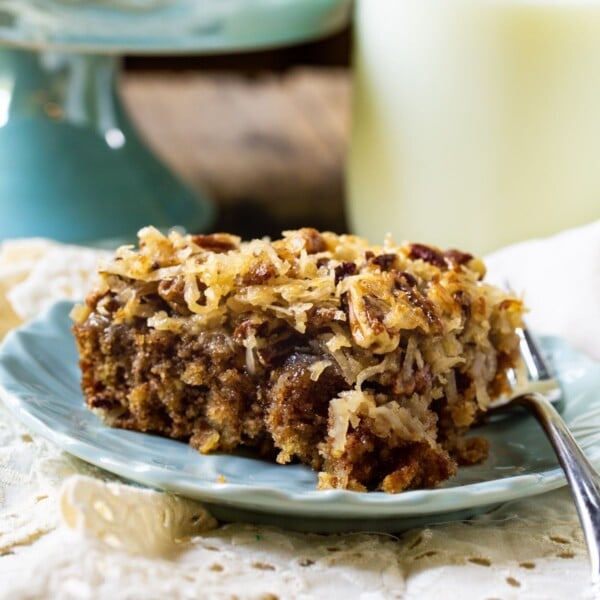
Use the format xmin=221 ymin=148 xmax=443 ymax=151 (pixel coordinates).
xmin=1 ymin=222 xmax=599 ymax=600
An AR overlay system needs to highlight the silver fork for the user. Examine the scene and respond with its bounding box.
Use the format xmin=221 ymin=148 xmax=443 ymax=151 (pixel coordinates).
xmin=491 ymin=325 xmax=600 ymax=581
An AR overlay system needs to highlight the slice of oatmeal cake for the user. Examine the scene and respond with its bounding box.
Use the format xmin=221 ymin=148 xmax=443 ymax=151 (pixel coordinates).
xmin=72 ymin=227 xmax=523 ymax=492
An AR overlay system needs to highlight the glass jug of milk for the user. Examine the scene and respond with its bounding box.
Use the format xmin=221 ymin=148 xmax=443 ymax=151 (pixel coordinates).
xmin=347 ymin=0 xmax=600 ymax=254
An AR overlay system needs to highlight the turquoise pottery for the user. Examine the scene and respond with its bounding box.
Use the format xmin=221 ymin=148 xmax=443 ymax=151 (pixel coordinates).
xmin=0 ymin=0 xmax=352 ymax=242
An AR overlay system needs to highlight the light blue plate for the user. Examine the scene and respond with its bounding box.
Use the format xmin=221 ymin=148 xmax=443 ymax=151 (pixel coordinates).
xmin=1 ymin=301 xmax=599 ymax=532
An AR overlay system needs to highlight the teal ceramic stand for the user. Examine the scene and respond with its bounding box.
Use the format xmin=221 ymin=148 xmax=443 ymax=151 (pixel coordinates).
xmin=0 ymin=0 xmax=351 ymax=243
xmin=0 ymin=47 xmax=214 ymax=243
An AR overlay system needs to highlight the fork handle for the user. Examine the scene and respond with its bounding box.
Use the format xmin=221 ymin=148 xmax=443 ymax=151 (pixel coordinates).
xmin=517 ymin=392 xmax=600 ymax=581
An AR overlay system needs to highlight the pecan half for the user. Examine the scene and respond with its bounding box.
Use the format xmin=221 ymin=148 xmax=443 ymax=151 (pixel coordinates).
xmin=158 ymin=277 xmax=195 ymax=315
xmin=408 ymin=243 xmax=446 ymax=269
xmin=242 ymin=260 xmax=277 ymax=285
xmin=191 ymin=233 xmax=239 ymax=253
xmin=299 ymin=228 xmax=327 ymax=254
xmin=444 ymin=249 xmax=473 ymax=266
xmin=370 ymin=253 xmax=398 ymax=271
xmin=394 ymin=277 xmax=442 ymax=330
xmin=346 ymin=284 xmax=399 ymax=353
xmin=334 ymin=261 xmax=357 ymax=285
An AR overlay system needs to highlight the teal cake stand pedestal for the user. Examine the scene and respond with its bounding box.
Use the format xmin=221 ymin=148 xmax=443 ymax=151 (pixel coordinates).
xmin=0 ymin=0 xmax=351 ymax=243
xmin=0 ymin=48 xmax=212 ymax=243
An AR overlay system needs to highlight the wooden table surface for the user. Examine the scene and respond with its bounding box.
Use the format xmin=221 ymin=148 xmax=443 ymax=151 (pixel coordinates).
xmin=120 ymin=67 xmax=351 ymax=239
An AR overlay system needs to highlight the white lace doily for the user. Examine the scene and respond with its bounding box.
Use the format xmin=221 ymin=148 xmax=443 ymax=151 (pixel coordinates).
xmin=1 ymin=227 xmax=599 ymax=600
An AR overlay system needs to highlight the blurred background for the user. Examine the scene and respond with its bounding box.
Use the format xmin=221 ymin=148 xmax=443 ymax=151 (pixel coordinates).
xmin=0 ymin=0 xmax=353 ymax=245
xmin=1 ymin=1 xmax=599 ymax=253
xmin=122 ymin=27 xmax=351 ymax=240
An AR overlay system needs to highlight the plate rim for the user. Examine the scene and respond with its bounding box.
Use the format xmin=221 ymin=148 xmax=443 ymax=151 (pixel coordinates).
xmin=1 ymin=299 xmax=597 ymax=521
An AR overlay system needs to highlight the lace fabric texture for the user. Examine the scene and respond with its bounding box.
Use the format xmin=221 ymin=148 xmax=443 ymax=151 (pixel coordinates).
xmin=1 ymin=225 xmax=599 ymax=600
